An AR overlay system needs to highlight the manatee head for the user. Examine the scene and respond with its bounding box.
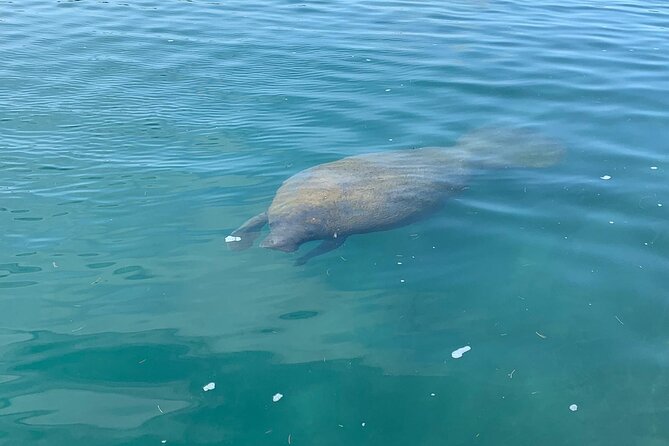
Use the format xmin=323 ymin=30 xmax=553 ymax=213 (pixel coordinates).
xmin=259 ymin=231 xmax=300 ymax=252
xmin=260 ymin=211 xmax=328 ymax=253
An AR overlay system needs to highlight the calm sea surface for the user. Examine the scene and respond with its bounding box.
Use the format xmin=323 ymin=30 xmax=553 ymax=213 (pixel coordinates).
xmin=1 ymin=0 xmax=668 ymax=444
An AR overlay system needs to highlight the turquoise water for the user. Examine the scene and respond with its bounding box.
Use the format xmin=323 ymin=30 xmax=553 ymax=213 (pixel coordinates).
xmin=1 ymin=0 xmax=668 ymax=444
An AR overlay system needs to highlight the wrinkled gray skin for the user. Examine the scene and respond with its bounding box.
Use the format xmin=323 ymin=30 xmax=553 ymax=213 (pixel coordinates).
xmin=227 ymin=128 xmax=563 ymax=264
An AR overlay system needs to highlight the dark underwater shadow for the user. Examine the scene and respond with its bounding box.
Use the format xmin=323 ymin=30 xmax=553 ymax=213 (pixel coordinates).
xmin=1 ymin=328 xmax=666 ymax=446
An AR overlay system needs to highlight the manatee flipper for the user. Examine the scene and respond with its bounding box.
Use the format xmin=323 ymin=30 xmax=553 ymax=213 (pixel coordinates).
xmin=227 ymin=212 xmax=268 ymax=251
xmin=294 ymin=237 xmax=347 ymax=266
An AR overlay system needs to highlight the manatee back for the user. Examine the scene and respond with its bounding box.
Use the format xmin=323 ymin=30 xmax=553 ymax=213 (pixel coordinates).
xmin=268 ymin=148 xmax=470 ymax=235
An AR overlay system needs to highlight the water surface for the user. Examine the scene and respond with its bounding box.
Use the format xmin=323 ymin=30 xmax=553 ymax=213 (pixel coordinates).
xmin=1 ymin=0 xmax=668 ymax=444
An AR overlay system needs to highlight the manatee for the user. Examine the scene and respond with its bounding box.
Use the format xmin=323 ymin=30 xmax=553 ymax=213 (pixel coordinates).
xmin=227 ymin=128 xmax=564 ymax=265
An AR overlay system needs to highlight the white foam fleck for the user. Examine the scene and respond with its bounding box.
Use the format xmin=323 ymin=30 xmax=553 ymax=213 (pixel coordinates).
xmin=225 ymin=235 xmax=241 ymax=243
xmin=600 ymin=175 xmax=612 ymax=180
xmin=203 ymin=382 xmax=216 ymax=392
xmin=451 ymin=345 xmax=471 ymax=359
xmin=272 ymin=393 xmax=283 ymax=402
xmin=650 ymin=166 xmax=658 ymax=170
xmin=569 ymin=404 xmax=578 ymax=412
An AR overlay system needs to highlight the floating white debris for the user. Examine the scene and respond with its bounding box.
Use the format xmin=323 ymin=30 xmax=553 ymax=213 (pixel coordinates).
xmin=162 ymin=441 xmax=167 ymax=444
xmin=650 ymin=166 xmax=658 ymax=170
xmin=361 ymin=422 xmax=366 ymax=427
xmin=400 ymin=279 xmax=405 ymax=283
xmin=385 ymin=88 xmax=391 ymax=92
xmin=203 ymin=382 xmax=216 ymax=392
xmin=272 ymin=393 xmax=283 ymax=402
xmin=600 ymin=175 xmax=612 ymax=180
xmin=569 ymin=404 xmax=578 ymax=412
xmin=451 ymin=345 xmax=471 ymax=359
xmin=225 ymin=235 xmax=241 ymax=243
xmin=430 ymin=393 xmax=436 ymax=397
xmin=658 ymin=203 xmax=663 ymax=207
xmin=609 ymin=221 xmax=615 ymax=224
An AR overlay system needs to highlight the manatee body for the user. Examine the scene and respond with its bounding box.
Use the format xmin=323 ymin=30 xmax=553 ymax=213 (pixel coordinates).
xmin=227 ymin=128 xmax=563 ymax=264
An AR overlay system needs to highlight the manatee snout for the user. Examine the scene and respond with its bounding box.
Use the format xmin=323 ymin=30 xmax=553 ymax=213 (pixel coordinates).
xmin=260 ymin=233 xmax=299 ymax=252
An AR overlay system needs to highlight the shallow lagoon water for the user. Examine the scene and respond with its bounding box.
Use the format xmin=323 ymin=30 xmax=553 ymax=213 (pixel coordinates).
xmin=1 ymin=0 xmax=668 ymax=444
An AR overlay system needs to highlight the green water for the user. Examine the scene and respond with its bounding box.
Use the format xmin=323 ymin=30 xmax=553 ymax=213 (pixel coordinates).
xmin=1 ymin=0 xmax=668 ymax=444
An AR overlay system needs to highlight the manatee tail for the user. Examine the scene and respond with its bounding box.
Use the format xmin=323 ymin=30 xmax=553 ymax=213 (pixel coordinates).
xmin=455 ymin=127 xmax=564 ymax=168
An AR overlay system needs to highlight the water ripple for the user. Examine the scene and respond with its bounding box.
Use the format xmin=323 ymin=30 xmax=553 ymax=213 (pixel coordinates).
xmin=1 ymin=0 xmax=668 ymax=443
